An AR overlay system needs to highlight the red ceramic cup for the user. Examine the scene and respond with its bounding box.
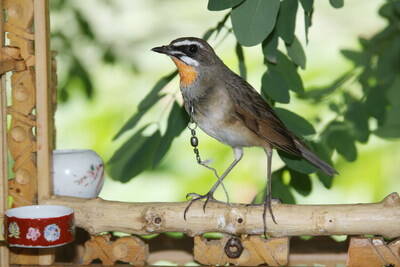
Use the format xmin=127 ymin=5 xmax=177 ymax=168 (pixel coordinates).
xmin=5 ymin=205 xmax=74 ymax=248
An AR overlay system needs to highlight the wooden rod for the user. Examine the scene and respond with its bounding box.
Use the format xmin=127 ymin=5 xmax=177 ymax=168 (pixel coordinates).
xmin=34 ymin=0 xmax=53 ymax=201
xmin=43 ymin=193 xmax=400 ymax=239
xmin=0 ymin=0 xmax=10 ymax=264
xmin=34 ymin=1 xmax=55 ymax=264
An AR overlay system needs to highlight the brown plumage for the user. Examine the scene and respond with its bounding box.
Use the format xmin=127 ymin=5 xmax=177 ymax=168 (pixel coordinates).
xmin=225 ymin=69 xmax=336 ymax=176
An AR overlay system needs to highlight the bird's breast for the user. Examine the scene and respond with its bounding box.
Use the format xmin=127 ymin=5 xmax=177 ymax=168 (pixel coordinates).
xmin=188 ymin=88 xmax=261 ymax=147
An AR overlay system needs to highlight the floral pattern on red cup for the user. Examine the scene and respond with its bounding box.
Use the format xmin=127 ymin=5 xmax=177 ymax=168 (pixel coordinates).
xmin=44 ymin=224 xmax=61 ymax=242
xmin=8 ymin=222 xmax=20 ymax=238
xmin=26 ymin=227 xmax=41 ymax=241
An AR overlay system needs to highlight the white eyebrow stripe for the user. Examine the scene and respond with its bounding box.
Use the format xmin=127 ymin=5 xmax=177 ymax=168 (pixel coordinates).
xmin=180 ymin=56 xmax=199 ymax=66
xmin=169 ymin=50 xmax=185 ymax=56
xmin=172 ymin=40 xmax=204 ymax=48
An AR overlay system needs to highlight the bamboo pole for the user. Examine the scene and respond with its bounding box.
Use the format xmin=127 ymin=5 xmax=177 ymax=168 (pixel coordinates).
xmin=43 ymin=193 xmax=400 ymax=239
xmin=0 ymin=0 xmax=10 ymax=264
xmin=34 ymin=0 xmax=53 ymax=201
xmin=34 ymin=0 xmax=55 ymax=264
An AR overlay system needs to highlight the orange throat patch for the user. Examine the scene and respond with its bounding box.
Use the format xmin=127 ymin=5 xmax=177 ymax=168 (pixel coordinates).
xmin=171 ymin=57 xmax=198 ymax=88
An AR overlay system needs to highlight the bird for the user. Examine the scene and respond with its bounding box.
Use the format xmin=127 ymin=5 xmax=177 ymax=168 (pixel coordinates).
xmin=152 ymin=37 xmax=337 ymax=231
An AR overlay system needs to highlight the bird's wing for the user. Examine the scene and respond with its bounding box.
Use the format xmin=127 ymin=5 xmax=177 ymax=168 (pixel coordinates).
xmin=226 ymin=72 xmax=301 ymax=156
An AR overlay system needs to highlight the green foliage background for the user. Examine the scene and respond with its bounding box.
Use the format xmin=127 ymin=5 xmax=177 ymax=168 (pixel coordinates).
xmin=51 ymin=0 xmax=400 ymax=206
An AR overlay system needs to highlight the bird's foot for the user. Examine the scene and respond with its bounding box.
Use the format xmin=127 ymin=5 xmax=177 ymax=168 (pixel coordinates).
xmin=263 ymin=197 xmax=278 ymax=225
xmin=184 ymin=191 xmax=219 ymax=220
xmin=247 ymin=198 xmax=280 ymax=238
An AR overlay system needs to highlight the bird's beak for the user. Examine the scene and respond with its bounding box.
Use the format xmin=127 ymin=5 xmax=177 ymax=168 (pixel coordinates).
xmin=151 ymin=45 xmax=171 ymax=55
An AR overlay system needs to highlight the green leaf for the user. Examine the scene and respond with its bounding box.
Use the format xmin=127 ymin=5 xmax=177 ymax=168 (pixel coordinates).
xmin=207 ymin=0 xmax=244 ymax=11
xmin=375 ymin=106 xmax=400 ymax=138
xmin=308 ymin=142 xmax=334 ymax=188
xmin=376 ymin=37 xmax=400 ymax=86
xmin=340 ymin=49 xmax=368 ymax=66
xmin=300 ymin=0 xmax=313 ymax=11
xmin=262 ymin=30 xmax=278 ymax=64
xmin=231 ymin=0 xmax=280 ymax=46
xmin=267 ymin=51 xmax=304 ymax=93
xmin=103 ymin=47 xmax=117 ymax=64
xmin=276 ymin=0 xmax=298 ymax=44
xmin=299 ymin=70 xmax=353 ymax=101
xmin=345 ymin=101 xmax=369 ymax=143
xmin=365 ymin=87 xmax=388 ymax=123
xmin=113 ymin=71 xmax=177 ymax=140
xmin=271 ymin=170 xmax=296 ymax=204
xmin=299 ymin=0 xmax=314 ymax=43
xmin=289 ymin=170 xmax=312 ymax=196
xmin=279 ymin=151 xmax=317 ymax=174
xmin=286 ymin=36 xmax=306 ymax=69
xmin=386 ymin=77 xmax=400 ymax=105
xmin=108 ymin=125 xmax=149 ymax=164
xmin=329 ymin=0 xmax=344 ymax=8
xmin=317 ymin=172 xmax=333 ymax=189
xmin=274 ymin=107 xmax=316 ymax=136
xmin=261 ymin=69 xmax=290 ymax=103
xmin=215 ymin=12 xmax=231 ymax=36
xmin=140 ymin=71 xmax=177 ymax=109
xmin=202 ymin=29 xmax=214 ymax=41
xmin=72 ymin=56 xmax=93 ymax=99
xmin=332 ymin=131 xmax=357 ymax=161
xmin=74 ymin=10 xmax=95 ymax=40
xmin=235 ymin=43 xmax=247 ymax=79
xmin=326 ymin=122 xmax=357 ymax=161
xmin=108 ymin=130 xmax=162 ymax=182
xmin=153 ymin=102 xmax=188 ymax=167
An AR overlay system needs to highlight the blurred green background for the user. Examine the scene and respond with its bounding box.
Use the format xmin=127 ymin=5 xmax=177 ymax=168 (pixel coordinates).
xmin=51 ymin=0 xmax=400 ymax=205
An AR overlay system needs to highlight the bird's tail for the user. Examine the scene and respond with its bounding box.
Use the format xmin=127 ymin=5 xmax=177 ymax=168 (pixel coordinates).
xmin=294 ymin=140 xmax=338 ymax=176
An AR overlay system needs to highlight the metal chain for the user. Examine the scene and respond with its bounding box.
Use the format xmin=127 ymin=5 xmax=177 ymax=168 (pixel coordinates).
xmin=187 ymin=102 xmax=230 ymax=203
xmin=187 ymin=103 xmax=212 ymax=167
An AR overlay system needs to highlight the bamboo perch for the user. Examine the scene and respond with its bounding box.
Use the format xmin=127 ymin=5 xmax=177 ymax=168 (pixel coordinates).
xmin=41 ymin=193 xmax=400 ymax=239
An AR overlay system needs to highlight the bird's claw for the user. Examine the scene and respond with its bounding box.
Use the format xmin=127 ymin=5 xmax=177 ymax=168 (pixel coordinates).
xmin=184 ymin=192 xmax=216 ymax=220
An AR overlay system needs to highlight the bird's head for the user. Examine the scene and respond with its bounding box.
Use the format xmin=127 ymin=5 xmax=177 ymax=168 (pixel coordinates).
xmin=152 ymin=37 xmax=219 ymax=87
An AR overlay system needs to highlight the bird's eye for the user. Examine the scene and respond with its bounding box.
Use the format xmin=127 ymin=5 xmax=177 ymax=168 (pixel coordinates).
xmin=188 ymin=45 xmax=198 ymax=53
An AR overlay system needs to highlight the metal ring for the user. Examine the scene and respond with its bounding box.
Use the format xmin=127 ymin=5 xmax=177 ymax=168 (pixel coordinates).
xmin=187 ymin=122 xmax=198 ymax=130
xmin=224 ymin=237 xmax=244 ymax=259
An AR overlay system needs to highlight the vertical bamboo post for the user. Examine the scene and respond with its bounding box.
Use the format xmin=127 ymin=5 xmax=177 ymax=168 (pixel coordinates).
xmin=0 ymin=0 xmax=10 ymax=264
xmin=34 ymin=0 xmax=54 ymax=264
xmin=34 ymin=0 xmax=53 ymax=201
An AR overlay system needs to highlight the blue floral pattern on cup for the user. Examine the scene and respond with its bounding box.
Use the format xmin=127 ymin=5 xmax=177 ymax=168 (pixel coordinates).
xmin=44 ymin=224 xmax=60 ymax=242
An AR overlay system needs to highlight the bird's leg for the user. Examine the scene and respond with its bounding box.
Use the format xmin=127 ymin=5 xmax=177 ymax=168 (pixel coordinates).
xmin=195 ymin=160 xmax=230 ymax=204
xmin=263 ymin=147 xmax=277 ymax=237
xmin=184 ymin=147 xmax=243 ymax=220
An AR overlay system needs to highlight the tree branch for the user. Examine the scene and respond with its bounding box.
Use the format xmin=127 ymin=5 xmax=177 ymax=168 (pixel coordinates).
xmin=42 ymin=193 xmax=400 ymax=238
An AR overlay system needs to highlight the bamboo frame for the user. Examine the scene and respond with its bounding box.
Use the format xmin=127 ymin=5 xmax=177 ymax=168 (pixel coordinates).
xmin=43 ymin=193 xmax=400 ymax=239
xmin=34 ymin=0 xmax=53 ymax=202
xmin=0 ymin=0 xmax=399 ymax=265
xmin=34 ymin=1 xmax=55 ymax=264
xmin=0 ymin=0 xmax=9 ymax=264
xmin=0 ymin=0 xmax=54 ymax=264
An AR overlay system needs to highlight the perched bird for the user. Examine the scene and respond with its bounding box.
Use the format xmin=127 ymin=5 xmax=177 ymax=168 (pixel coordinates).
xmin=152 ymin=37 xmax=337 ymax=229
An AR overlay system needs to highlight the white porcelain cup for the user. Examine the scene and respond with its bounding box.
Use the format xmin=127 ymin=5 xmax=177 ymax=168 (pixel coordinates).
xmin=53 ymin=149 xmax=104 ymax=198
